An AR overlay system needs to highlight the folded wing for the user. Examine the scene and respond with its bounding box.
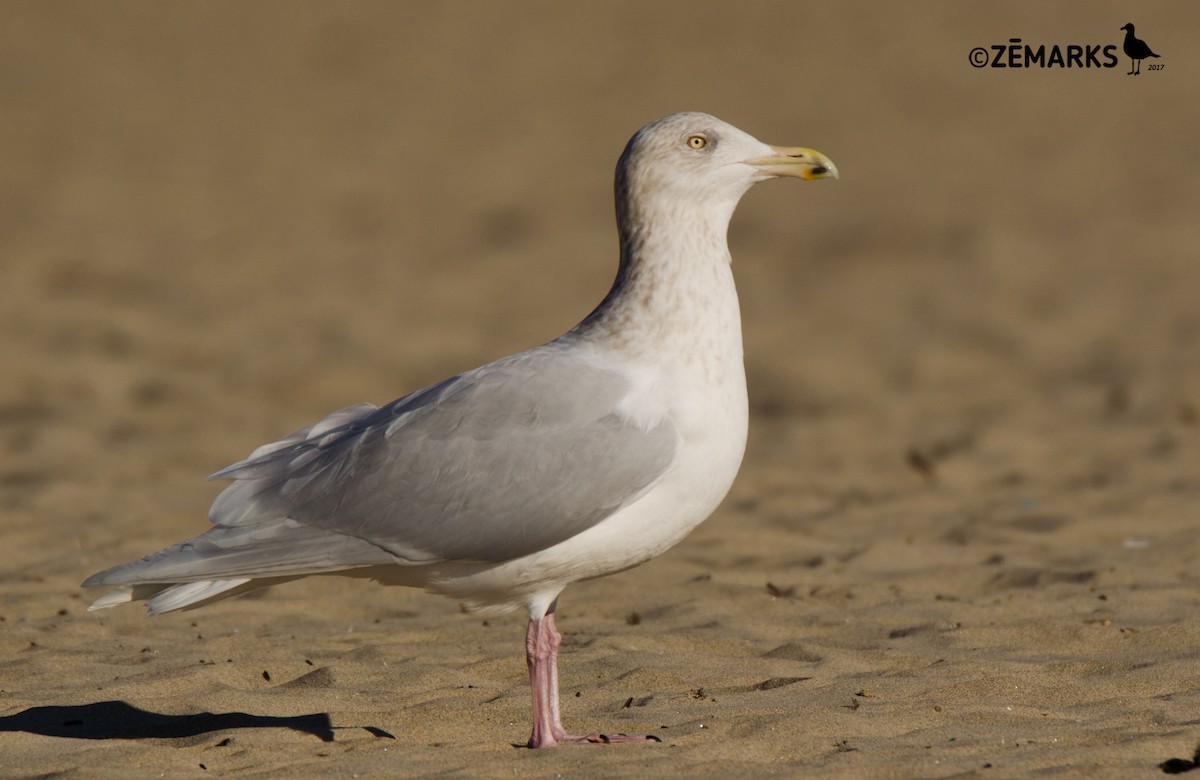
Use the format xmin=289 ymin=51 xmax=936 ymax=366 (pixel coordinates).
xmin=85 ymin=344 xmax=678 ymax=593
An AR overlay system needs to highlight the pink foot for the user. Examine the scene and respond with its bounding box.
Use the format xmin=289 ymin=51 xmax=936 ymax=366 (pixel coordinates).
xmin=524 ymin=607 xmax=661 ymax=749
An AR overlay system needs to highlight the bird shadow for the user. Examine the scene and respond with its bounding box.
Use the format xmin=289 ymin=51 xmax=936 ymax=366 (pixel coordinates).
xmin=0 ymin=700 xmax=336 ymax=742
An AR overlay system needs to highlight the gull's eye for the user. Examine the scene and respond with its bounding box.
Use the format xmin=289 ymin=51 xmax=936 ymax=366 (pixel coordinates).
xmin=686 ymin=134 xmax=708 ymax=150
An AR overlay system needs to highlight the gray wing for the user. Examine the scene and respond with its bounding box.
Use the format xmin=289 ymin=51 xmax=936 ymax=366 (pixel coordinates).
xmin=94 ymin=344 xmax=679 ymax=586
xmin=214 ymin=344 xmax=678 ymax=563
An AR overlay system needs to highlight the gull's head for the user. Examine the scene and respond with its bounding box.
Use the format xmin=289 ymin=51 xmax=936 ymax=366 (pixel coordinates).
xmin=616 ymin=112 xmax=837 ymax=214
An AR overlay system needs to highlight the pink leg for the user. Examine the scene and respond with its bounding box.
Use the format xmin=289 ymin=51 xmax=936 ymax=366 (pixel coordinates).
xmin=525 ymin=605 xmax=661 ymax=748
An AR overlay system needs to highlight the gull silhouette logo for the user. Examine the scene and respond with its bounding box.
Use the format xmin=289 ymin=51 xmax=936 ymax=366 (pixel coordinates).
xmin=1120 ymin=23 xmax=1161 ymax=75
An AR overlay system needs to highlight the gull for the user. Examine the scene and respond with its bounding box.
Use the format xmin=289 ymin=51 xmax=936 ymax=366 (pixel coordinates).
xmin=83 ymin=112 xmax=837 ymax=748
xmin=1121 ymin=23 xmax=1160 ymax=75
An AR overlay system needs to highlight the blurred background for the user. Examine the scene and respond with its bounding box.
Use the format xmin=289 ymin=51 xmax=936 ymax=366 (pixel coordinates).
xmin=2 ymin=1 xmax=1199 ymax=773
xmin=2 ymin=0 xmax=1197 ymax=581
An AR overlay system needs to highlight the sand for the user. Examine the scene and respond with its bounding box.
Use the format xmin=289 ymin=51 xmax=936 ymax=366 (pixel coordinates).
xmin=3 ymin=1 xmax=1199 ymax=776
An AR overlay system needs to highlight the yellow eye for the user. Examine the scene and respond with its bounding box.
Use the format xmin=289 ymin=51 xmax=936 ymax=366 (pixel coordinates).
xmin=686 ymin=134 xmax=708 ymax=150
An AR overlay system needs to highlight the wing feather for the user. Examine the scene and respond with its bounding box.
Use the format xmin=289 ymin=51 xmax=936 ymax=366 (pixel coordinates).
xmin=216 ymin=346 xmax=678 ymax=564
xmin=93 ymin=343 xmax=678 ymax=592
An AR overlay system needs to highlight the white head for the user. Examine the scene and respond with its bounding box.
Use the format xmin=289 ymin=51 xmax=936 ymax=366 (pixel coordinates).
xmin=614 ymin=112 xmax=836 ymax=256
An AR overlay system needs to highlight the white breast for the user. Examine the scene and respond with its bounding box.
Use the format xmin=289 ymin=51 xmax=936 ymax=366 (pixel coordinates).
xmin=425 ymin=253 xmax=749 ymax=617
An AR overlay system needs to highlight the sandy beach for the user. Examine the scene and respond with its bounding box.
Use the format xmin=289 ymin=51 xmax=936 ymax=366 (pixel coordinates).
xmin=3 ymin=2 xmax=1199 ymax=776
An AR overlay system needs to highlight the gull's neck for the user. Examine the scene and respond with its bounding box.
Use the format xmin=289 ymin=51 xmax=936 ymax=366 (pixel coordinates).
xmin=572 ymin=184 xmax=745 ymax=369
